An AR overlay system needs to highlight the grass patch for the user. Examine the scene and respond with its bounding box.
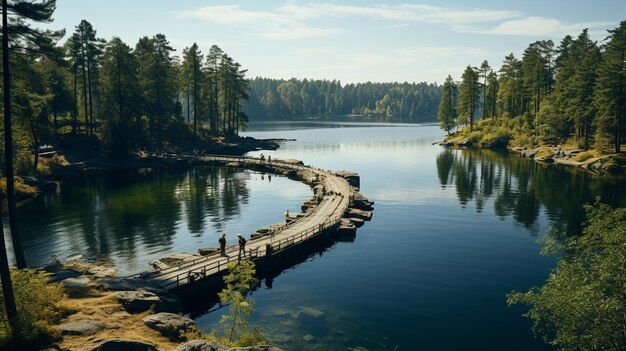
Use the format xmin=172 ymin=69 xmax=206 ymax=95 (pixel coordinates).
xmin=0 ymin=269 xmax=69 ymax=350
xmin=0 ymin=177 xmax=38 ymax=202
xmin=535 ymin=147 xmax=554 ymax=159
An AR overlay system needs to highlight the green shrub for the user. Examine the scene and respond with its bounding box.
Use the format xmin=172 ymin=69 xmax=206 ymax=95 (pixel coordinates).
xmin=574 ymin=151 xmax=594 ymax=162
xmin=0 ymin=269 xmax=69 ymax=350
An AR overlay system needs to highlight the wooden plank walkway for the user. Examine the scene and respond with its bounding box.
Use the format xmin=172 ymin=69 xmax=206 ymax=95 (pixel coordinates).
xmin=138 ymin=155 xmax=353 ymax=292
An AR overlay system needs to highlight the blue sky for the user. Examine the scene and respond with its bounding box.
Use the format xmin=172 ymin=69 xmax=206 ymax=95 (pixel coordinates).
xmin=46 ymin=0 xmax=626 ymax=84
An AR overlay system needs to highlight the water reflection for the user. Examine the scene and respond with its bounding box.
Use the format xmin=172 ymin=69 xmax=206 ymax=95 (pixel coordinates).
xmin=436 ymin=148 xmax=626 ymax=234
xmin=15 ymin=166 xmax=293 ymax=273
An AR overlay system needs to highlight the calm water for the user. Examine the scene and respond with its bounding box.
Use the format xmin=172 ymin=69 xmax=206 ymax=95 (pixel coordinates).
xmin=10 ymin=121 xmax=626 ymax=350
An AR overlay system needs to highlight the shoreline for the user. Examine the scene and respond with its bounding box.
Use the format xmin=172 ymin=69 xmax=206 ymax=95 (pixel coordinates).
xmin=12 ymin=135 xmax=286 ymax=204
xmin=439 ymin=139 xmax=626 ymax=177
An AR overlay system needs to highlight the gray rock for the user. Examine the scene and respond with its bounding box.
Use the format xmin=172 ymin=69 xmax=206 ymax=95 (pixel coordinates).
xmin=88 ymin=266 xmax=118 ymax=278
xmin=61 ymin=276 xmax=94 ymax=296
xmin=58 ymin=320 xmax=106 ymax=336
xmin=346 ymin=208 xmax=373 ymax=221
xmin=485 ymin=138 xmax=509 ymax=149
xmin=298 ymin=306 xmax=324 ymax=319
xmin=174 ymin=340 xmax=228 ymax=351
xmin=48 ymin=269 xmax=82 ymax=283
xmin=142 ymin=312 xmax=194 ymax=337
xmin=98 ymin=277 xmax=165 ymax=294
xmin=89 ymin=339 xmax=158 ymax=351
xmin=117 ymin=290 xmax=162 ymax=313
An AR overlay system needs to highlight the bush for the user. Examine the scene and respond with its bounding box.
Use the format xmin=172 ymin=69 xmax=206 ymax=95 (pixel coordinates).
xmin=573 ymin=151 xmax=592 ymax=162
xmin=0 ymin=269 xmax=69 ymax=350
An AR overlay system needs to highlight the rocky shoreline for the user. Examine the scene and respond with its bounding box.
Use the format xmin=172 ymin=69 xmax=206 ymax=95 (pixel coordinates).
xmin=45 ymin=260 xmax=283 ymax=351
xmin=439 ymin=138 xmax=626 ymax=176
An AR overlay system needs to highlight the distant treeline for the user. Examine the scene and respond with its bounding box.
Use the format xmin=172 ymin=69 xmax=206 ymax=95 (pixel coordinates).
xmin=245 ymin=77 xmax=442 ymax=122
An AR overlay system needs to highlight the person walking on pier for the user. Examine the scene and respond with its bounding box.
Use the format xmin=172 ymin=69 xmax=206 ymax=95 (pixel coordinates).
xmin=219 ymin=234 xmax=227 ymax=256
xmin=237 ymin=234 xmax=246 ymax=259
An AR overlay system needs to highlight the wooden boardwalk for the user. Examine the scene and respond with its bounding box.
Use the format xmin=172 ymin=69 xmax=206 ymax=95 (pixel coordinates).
xmin=138 ymin=155 xmax=354 ymax=292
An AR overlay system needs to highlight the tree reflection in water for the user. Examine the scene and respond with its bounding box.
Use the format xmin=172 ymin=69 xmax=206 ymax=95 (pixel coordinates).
xmin=436 ymin=148 xmax=626 ymax=235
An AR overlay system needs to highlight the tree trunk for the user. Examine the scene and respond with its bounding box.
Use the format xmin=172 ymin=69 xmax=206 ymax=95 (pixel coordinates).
xmin=73 ymin=62 xmax=78 ymax=134
xmin=81 ymin=45 xmax=89 ymax=133
xmin=30 ymin=118 xmax=40 ymax=174
xmin=193 ymin=58 xmax=197 ymax=135
xmin=2 ymin=0 xmax=26 ymax=270
xmin=0 ymin=8 xmax=21 ymax=326
xmin=186 ymin=90 xmax=190 ymax=124
xmin=87 ymin=50 xmax=94 ymax=136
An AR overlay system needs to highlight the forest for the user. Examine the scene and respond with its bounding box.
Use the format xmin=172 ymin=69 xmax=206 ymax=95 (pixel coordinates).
xmin=437 ymin=21 xmax=626 ymax=154
xmin=1 ymin=10 xmax=251 ymax=170
xmin=245 ymin=77 xmax=442 ymax=122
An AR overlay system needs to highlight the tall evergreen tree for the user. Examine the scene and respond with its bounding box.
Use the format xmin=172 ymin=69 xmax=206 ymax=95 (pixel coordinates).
xmin=594 ymin=21 xmax=626 ymax=153
xmin=498 ymin=53 xmax=523 ymax=118
xmin=457 ymin=65 xmax=480 ymax=130
xmin=100 ymin=37 xmax=141 ymax=158
xmin=205 ymin=45 xmax=223 ymax=136
xmin=437 ymin=75 xmax=457 ymax=134
xmin=181 ymin=43 xmax=202 ymax=135
xmin=521 ymin=40 xmax=555 ymax=124
xmin=479 ymin=60 xmax=491 ymax=119
xmin=74 ymin=20 xmax=103 ymax=135
xmin=136 ymin=34 xmax=176 ymax=150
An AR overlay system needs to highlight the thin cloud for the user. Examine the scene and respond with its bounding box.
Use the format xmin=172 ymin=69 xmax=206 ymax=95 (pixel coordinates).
xmin=460 ymin=17 xmax=614 ymax=37
xmin=174 ymin=3 xmax=523 ymax=40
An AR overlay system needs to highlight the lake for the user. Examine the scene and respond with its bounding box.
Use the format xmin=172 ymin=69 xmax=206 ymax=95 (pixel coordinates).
xmin=11 ymin=121 xmax=626 ymax=350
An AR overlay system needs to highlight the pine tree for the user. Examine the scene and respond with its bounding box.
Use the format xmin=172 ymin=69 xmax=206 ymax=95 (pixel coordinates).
xmin=181 ymin=43 xmax=203 ymax=135
xmin=594 ymin=21 xmax=626 ymax=153
xmin=136 ymin=34 xmax=176 ymax=151
xmin=498 ymin=54 xmax=523 ymax=118
xmin=479 ymin=60 xmax=491 ymax=119
xmin=100 ymin=37 xmax=141 ymax=158
xmin=457 ymin=65 xmax=480 ymax=130
xmin=437 ymin=75 xmax=457 ymax=134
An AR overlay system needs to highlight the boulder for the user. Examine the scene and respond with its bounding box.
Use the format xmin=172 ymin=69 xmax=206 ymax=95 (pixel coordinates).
xmin=174 ymin=340 xmax=228 ymax=351
xmin=58 ymin=320 xmax=106 ymax=336
xmin=89 ymin=339 xmax=158 ymax=351
xmin=88 ymin=266 xmax=118 ymax=278
xmin=151 ymin=253 xmax=195 ymax=270
xmin=61 ymin=276 xmax=96 ymax=297
xmin=142 ymin=312 xmax=194 ymax=337
xmin=98 ymin=277 xmax=165 ymax=294
xmin=346 ymin=208 xmax=373 ymax=221
xmin=48 ymin=269 xmax=82 ymax=283
xmin=535 ymin=156 xmax=554 ymax=163
xmin=485 ymin=138 xmax=509 ymax=149
xmin=520 ymin=147 xmax=541 ymax=159
xmin=457 ymin=140 xmax=472 ymax=147
xmin=117 ymin=290 xmax=163 ymax=313
xmin=347 ymin=217 xmax=365 ymax=228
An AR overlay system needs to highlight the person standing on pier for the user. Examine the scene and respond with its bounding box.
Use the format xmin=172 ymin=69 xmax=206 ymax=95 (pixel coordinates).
xmin=237 ymin=234 xmax=246 ymax=258
xmin=219 ymin=234 xmax=227 ymax=256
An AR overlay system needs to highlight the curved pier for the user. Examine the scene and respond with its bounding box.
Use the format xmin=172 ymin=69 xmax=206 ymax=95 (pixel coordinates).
xmin=138 ymin=155 xmax=373 ymax=292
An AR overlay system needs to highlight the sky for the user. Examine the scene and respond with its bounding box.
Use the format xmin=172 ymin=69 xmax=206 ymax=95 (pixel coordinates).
xmin=43 ymin=0 xmax=626 ymax=84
